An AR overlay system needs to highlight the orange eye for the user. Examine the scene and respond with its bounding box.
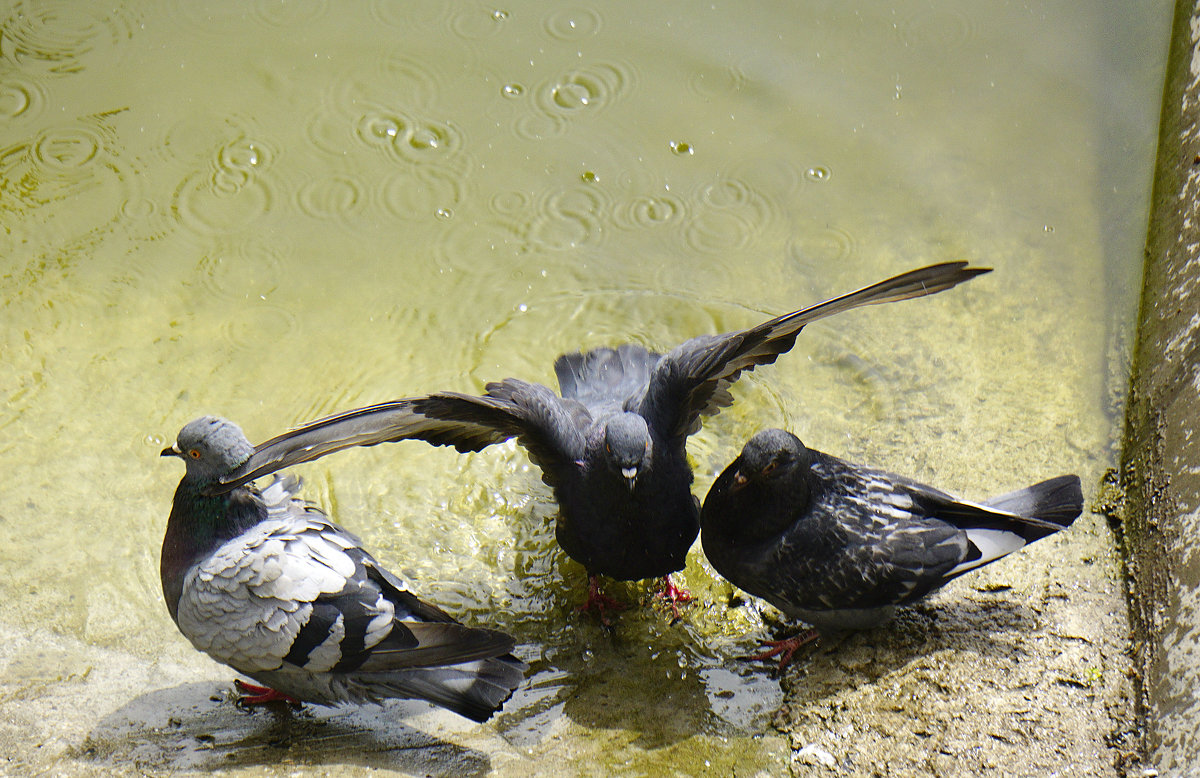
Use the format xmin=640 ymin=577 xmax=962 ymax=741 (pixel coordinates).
xmin=188 ymin=449 xmax=202 ymax=459
xmin=762 ymin=461 xmax=778 ymax=476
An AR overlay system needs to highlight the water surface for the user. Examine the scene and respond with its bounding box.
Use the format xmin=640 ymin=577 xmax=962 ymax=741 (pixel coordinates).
xmin=0 ymin=0 xmax=1172 ymax=774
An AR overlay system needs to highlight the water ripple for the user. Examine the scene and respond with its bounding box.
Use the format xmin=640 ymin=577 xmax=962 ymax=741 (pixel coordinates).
xmin=0 ymin=74 xmax=46 ymax=123
xmin=172 ymin=170 xmax=272 ymax=236
xmin=526 ymin=185 xmax=610 ymax=252
xmin=217 ymin=303 xmax=299 ymax=355
xmin=296 ymin=175 xmax=363 ymax=222
xmin=612 ymin=193 xmax=688 ymax=231
xmin=171 ymin=134 xmax=277 ymax=236
xmin=895 ymin=7 xmax=977 ymax=51
xmin=542 ymin=7 xmax=603 ymax=40
xmin=0 ymin=121 xmax=133 ymax=237
xmin=787 ymin=225 xmax=858 ymax=270
xmin=379 ymin=154 xmax=472 ymax=221
xmin=0 ymin=0 xmax=137 ymax=73
xmin=432 ymin=216 xmax=527 ymax=274
xmin=518 ymin=62 xmax=635 ymax=138
xmin=252 ymin=0 xmax=329 ymax=28
xmin=683 ymin=178 xmax=774 ymax=255
xmin=194 ymin=239 xmax=285 ymax=303
xmin=448 ymin=7 xmax=510 ymax=40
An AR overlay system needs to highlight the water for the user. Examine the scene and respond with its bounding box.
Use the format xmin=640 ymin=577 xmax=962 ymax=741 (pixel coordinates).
xmin=0 ymin=0 xmax=1172 ymax=774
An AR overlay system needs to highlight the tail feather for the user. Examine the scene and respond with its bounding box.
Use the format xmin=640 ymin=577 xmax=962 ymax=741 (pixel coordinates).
xmin=984 ymin=474 xmax=1083 ymax=528
xmin=946 ymin=474 xmax=1083 ymax=579
xmin=350 ymin=654 xmax=527 ymax=722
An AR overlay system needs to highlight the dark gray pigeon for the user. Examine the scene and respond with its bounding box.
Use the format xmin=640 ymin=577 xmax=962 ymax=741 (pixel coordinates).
xmin=160 ymin=416 xmax=526 ymax=721
xmin=700 ymin=428 xmax=1082 ymax=666
xmin=212 ymin=263 xmax=991 ymax=617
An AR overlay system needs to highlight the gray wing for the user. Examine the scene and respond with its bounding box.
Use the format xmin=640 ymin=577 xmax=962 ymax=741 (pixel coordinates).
xmin=177 ymin=495 xmax=517 ymax=676
xmin=411 ymin=378 xmax=590 ymax=488
xmin=213 ymin=397 xmax=525 ymax=493
xmin=640 ymin=262 xmax=991 ymax=438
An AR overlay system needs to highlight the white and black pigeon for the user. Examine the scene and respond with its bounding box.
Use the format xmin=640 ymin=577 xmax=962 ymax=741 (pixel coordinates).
xmin=160 ymin=416 xmax=526 ymax=722
xmin=700 ymin=428 xmax=1083 ymax=666
xmin=209 ymin=263 xmax=991 ymax=620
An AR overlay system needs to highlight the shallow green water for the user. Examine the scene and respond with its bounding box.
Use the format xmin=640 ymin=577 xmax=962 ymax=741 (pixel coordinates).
xmin=0 ymin=0 xmax=1172 ymax=775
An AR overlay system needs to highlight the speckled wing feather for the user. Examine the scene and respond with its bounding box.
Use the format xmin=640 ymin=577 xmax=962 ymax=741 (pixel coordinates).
xmin=769 ymin=457 xmax=974 ymax=612
xmin=640 ymin=262 xmax=991 ymax=438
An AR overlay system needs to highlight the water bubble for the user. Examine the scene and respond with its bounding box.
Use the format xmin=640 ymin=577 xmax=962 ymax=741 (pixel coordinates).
xmin=543 ymin=7 xmax=602 ymax=39
xmin=410 ymin=127 xmax=442 ymax=150
xmin=501 ymin=83 xmax=524 ymax=97
xmin=436 ymin=207 xmax=453 ymax=219
xmin=551 ymin=81 xmax=592 ymax=109
xmin=492 ymin=9 xmax=509 ymax=21
xmin=804 ymin=166 xmax=831 ymax=182
xmin=580 ymin=170 xmax=597 ymax=183
xmin=669 ymin=140 xmax=694 ymax=156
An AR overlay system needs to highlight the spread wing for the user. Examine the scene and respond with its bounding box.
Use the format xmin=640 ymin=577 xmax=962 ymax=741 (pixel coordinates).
xmin=641 ymin=262 xmax=991 ymax=438
xmin=410 ymin=378 xmax=590 ymax=489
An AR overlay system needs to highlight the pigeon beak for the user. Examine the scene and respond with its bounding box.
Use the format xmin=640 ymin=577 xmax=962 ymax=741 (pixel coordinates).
xmin=621 ymin=466 xmax=638 ymax=489
xmin=160 ymin=443 xmax=182 ymax=458
xmin=730 ymin=470 xmax=749 ymax=492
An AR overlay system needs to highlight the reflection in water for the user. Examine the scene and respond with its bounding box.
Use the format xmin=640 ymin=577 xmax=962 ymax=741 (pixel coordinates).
xmin=0 ymin=0 xmax=1171 ymax=774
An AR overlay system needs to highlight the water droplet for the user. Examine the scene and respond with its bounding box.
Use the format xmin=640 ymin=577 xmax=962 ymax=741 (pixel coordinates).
xmin=1044 ymin=225 xmax=1054 ymax=233
xmin=436 ymin=208 xmax=453 ymax=219
xmin=804 ymin=166 xmax=831 ymax=182
xmin=517 ymin=302 xmax=528 ymax=312
xmin=501 ymin=83 xmax=524 ymax=97
xmin=580 ymin=170 xmax=597 ymax=183
xmin=410 ymin=128 xmax=441 ymax=149
xmin=492 ymin=9 xmax=509 ymax=21
xmin=669 ymin=140 xmax=694 ymax=156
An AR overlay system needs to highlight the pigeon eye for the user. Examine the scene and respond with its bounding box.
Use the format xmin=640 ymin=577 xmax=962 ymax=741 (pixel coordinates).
xmin=188 ymin=449 xmax=202 ymax=459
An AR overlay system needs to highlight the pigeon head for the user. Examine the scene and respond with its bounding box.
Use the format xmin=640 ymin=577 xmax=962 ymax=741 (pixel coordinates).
xmin=601 ymin=413 xmax=652 ymax=490
xmin=731 ymin=428 xmax=813 ymax=494
xmin=162 ymin=416 xmax=255 ymax=485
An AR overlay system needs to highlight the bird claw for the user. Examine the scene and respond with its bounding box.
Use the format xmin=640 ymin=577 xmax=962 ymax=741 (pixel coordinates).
xmin=748 ymin=629 xmax=820 ymax=670
xmin=233 ymin=679 xmax=301 ymax=707
xmin=576 ymin=576 xmax=628 ymax=626
xmin=654 ymin=575 xmax=692 ymax=621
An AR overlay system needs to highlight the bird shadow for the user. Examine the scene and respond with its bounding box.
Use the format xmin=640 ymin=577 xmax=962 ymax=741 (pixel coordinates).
xmin=73 ymin=681 xmax=499 ymax=776
xmin=758 ymin=590 xmax=1049 ymax=705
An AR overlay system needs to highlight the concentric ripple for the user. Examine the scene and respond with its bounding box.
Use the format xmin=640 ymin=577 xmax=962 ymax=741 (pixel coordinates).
xmin=518 ymin=62 xmax=635 ymax=138
xmin=895 ymin=7 xmax=977 ymax=51
xmin=542 ymin=7 xmax=602 ymax=39
xmin=171 ymin=132 xmax=277 ymax=237
xmin=0 ymin=0 xmax=137 ymax=73
xmin=0 ymin=74 xmax=46 ymax=123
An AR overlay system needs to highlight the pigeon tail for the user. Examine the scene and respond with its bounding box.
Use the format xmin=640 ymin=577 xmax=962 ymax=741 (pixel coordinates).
xmin=984 ymin=474 xmax=1083 ymax=528
xmin=353 ymin=654 xmax=527 ymax=722
xmin=947 ymin=475 xmax=1083 ymax=579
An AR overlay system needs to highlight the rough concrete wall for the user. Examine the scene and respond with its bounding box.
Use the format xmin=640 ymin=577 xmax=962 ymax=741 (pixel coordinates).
xmin=1122 ymin=0 xmax=1200 ymax=770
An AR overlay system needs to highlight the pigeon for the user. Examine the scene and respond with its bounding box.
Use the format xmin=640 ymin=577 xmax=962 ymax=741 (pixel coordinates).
xmin=700 ymin=428 xmax=1083 ymax=666
xmin=211 ymin=262 xmax=991 ymax=618
xmin=160 ymin=416 xmax=526 ymax=722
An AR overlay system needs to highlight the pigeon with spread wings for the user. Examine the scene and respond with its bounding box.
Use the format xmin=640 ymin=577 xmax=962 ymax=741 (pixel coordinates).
xmin=213 ymin=263 xmax=991 ymax=618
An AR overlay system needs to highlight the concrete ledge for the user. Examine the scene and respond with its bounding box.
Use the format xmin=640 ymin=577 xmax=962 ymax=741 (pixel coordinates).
xmin=1120 ymin=0 xmax=1200 ymax=770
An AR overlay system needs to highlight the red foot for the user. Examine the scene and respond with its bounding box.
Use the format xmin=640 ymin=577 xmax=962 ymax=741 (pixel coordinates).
xmin=749 ymin=629 xmax=820 ymax=670
xmin=575 ymin=575 xmax=628 ymax=625
xmin=655 ymin=575 xmax=692 ymax=621
xmin=233 ymin=679 xmax=300 ymax=706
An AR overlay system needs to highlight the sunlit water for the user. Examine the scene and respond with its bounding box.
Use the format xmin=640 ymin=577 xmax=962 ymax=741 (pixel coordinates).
xmin=0 ymin=0 xmax=1172 ymax=775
